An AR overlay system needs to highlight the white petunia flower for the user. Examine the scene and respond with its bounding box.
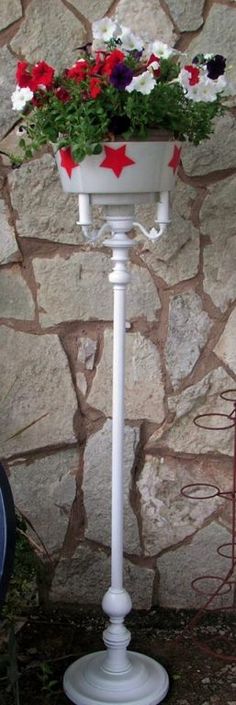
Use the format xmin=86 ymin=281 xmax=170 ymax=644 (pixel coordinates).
xmin=125 ymin=70 xmax=156 ymax=95
xmin=92 ymin=17 xmax=118 ymax=42
xmin=149 ymin=40 xmax=175 ymax=59
xmin=118 ymin=28 xmax=144 ymax=52
xmin=11 ymin=85 xmax=34 ymax=111
xmin=183 ymin=73 xmax=226 ymax=103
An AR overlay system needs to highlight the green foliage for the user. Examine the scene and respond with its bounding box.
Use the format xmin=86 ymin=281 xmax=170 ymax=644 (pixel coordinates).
xmin=16 ymin=53 xmax=226 ymax=164
xmin=2 ymin=514 xmax=38 ymax=623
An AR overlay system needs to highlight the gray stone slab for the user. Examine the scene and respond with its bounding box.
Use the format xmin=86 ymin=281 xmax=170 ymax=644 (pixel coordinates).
xmin=138 ymin=181 xmax=199 ymax=286
xmin=165 ymin=292 xmax=212 ymax=389
xmin=149 ymin=368 xmax=234 ymax=456
xmin=115 ymin=0 xmax=176 ymax=44
xmin=0 ymin=198 xmax=20 ymax=265
xmin=0 ymin=47 xmax=18 ymax=140
xmin=9 ymin=448 xmax=78 ymax=553
xmin=165 ymin=0 xmax=204 ymax=31
xmin=83 ymin=420 xmax=140 ymax=553
xmin=138 ymin=455 xmax=228 ymax=556
xmin=87 ymin=330 xmax=165 ymax=423
xmin=50 ymin=543 xmax=154 ymax=609
xmin=200 ymin=176 xmax=236 ymax=312
xmin=0 ymin=326 xmax=77 ymax=456
xmin=33 ymin=252 xmax=160 ymax=327
xmin=10 ymin=0 xmax=86 ymax=69
xmin=9 ymin=155 xmax=82 ymax=245
xmin=158 ymin=522 xmax=233 ymax=608
xmin=0 ymin=0 xmax=22 ymax=30
xmin=0 ymin=266 xmax=34 ymax=319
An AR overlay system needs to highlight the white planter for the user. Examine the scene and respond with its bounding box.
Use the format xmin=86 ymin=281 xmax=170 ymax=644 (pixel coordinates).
xmin=55 ymin=140 xmax=181 ymax=195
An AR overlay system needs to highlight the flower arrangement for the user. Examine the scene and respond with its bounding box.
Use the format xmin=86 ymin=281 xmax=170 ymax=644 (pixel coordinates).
xmin=11 ymin=17 xmax=228 ymax=163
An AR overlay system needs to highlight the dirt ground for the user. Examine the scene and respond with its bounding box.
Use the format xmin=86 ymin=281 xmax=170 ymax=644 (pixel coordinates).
xmin=1 ymin=606 xmax=236 ymax=705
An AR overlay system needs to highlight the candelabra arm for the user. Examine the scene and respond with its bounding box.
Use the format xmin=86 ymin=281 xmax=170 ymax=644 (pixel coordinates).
xmin=133 ymin=191 xmax=171 ymax=241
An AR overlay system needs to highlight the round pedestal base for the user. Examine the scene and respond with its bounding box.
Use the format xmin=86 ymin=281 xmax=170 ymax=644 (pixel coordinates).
xmin=63 ymin=650 xmax=169 ymax=705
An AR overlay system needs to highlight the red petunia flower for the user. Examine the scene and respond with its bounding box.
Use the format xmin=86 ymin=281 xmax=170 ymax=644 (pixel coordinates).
xmin=66 ymin=60 xmax=89 ymax=82
xmin=184 ymin=64 xmax=200 ymax=86
xmin=31 ymin=61 xmax=55 ymax=90
xmin=102 ymin=49 xmax=125 ymax=76
xmin=55 ymin=86 xmax=71 ymax=103
xmin=16 ymin=61 xmax=33 ymax=89
xmin=89 ymin=77 xmax=102 ymax=98
xmin=147 ymin=53 xmax=161 ymax=78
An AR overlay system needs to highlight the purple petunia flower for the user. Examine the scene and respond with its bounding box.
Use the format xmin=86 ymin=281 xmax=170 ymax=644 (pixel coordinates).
xmin=110 ymin=62 xmax=133 ymax=90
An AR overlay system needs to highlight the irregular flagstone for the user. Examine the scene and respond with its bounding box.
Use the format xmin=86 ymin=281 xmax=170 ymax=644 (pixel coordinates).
xmin=0 ymin=326 xmax=77 ymax=456
xmin=87 ymin=330 xmax=165 ymax=422
xmin=34 ymin=253 xmax=160 ymax=327
xmin=182 ymin=115 xmax=236 ymax=176
xmin=0 ymin=266 xmax=34 ymax=320
xmin=0 ymin=198 xmax=21 ymax=265
xmin=9 ymin=448 xmax=78 ymax=554
xmin=50 ymin=544 xmax=154 ymax=609
xmin=9 ymin=155 xmax=82 ymax=245
xmin=200 ymin=176 xmax=236 ymax=312
xmin=71 ymin=0 xmax=112 ymax=20
xmin=10 ymin=0 xmax=86 ymax=69
xmin=138 ymin=182 xmax=199 ymax=286
xmin=149 ymin=368 xmax=234 ymax=456
xmin=165 ymin=291 xmax=212 ymax=389
xmin=115 ymin=0 xmax=176 ymax=43
xmin=0 ymin=47 xmax=18 ymax=140
xmin=83 ymin=420 xmax=140 ymax=553
xmin=165 ymin=0 xmax=204 ymax=31
xmin=0 ymin=0 xmax=22 ymax=30
xmin=187 ymin=5 xmax=236 ymax=69
xmin=157 ymin=522 xmax=232 ymax=608
xmin=138 ymin=455 xmax=230 ymax=556
xmin=214 ymin=309 xmax=236 ymax=375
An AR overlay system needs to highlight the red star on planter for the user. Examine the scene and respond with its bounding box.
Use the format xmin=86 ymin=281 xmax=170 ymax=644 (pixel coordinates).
xmin=168 ymin=145 xmax=182 ymax=174
xmin=60 ymin=147 xmax=79 ymax=178
xmin=99 ymin=145 xmax=135 ymax=178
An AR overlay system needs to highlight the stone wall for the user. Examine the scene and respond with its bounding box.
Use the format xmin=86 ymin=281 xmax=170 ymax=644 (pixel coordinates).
xmin=0 ymin=0 xmax=236 ymax=610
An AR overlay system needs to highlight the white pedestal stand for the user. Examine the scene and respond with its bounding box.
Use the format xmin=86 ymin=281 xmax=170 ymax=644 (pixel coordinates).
xmin=63 ymin=199 xmax=169 ymax=705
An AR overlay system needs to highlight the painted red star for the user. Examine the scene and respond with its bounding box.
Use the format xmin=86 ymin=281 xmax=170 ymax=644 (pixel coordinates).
xmin=168 ymin=145 xmax=182 ymax=174
xmin=60 ymin=147 xmax=79 ymax=177
xmin=99 ymin=145 xmax=135 ymax=178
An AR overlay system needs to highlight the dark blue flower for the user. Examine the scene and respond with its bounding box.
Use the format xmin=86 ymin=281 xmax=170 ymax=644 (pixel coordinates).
xmin=110 ymin=62 xmax=133 ymax=90
xmin=206 ymin=54 xmax=226 ymax=80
